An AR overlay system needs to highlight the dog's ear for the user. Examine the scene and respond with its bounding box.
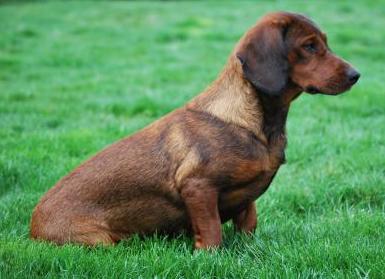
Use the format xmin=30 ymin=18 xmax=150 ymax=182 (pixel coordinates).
xmin=236 ymin=22 xmax=289 ymax=96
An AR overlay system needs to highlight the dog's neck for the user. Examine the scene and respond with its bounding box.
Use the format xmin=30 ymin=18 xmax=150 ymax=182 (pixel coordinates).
xmin=188 ymin=55 xmax=302 ymax=146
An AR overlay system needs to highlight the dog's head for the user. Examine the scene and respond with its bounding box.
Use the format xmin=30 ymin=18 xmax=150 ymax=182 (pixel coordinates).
xmin=236 ymin=12 xmax=360 ymax=96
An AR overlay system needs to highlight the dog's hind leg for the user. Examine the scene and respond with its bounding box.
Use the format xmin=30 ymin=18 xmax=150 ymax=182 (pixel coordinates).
xmin=31 ymin=210 xmax=119 ymax=246
xmin=68 ymin=218 xmax=120 ymax=246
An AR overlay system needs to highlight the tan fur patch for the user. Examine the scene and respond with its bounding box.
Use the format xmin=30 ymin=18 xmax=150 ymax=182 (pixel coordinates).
xmin=189 ymin=56 xmax=267 ymax=144
xmin=175 ymin=148 xmax=201 ymax=188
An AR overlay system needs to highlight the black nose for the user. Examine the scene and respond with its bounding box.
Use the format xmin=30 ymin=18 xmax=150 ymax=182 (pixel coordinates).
xmin=347 ymin=68 xmax=360 ymax=84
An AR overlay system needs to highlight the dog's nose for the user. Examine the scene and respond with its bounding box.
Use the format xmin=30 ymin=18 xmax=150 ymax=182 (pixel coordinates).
xmin=347 ymin=68 xmax=360 ymax=84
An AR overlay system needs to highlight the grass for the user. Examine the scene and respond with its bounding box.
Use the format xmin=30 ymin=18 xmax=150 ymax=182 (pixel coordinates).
xmin=1 ymin=1 xmax=385 ymax=278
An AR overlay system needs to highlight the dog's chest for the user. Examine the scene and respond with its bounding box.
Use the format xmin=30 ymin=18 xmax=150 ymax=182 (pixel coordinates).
xmin=218 ymin=169 xmax=278 ymax=218
xmin=217 ymin=134 xmax=287 ymax=213
xmin=229 ymin=131 xmax=286 ymax=180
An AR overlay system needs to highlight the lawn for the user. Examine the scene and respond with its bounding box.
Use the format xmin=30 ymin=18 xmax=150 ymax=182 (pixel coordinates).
xmin=1 ymin=1 xmax=385 ymax=278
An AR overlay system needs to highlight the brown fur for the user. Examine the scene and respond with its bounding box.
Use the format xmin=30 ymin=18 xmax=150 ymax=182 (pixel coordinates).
xmin=30 ymin=12 xmax=359 ymax=249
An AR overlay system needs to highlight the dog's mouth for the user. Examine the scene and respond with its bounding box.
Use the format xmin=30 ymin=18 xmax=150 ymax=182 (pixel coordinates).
xmin=304 ymin=83 xmax=353 ymax=96
xmin=305 ymin=86 xmax=320 ymax=94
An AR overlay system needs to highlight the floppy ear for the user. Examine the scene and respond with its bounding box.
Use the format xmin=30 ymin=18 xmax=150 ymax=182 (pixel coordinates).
xmin=236 ymin=22 xmax=289 ymax=96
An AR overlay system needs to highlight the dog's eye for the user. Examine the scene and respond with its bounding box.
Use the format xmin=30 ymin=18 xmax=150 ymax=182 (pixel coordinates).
xmin=303 ymin=42 xmax=317 ymax=53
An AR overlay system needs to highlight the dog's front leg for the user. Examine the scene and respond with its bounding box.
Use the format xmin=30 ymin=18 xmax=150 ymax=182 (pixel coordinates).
xmin=181 ymin=178 xmax=222 ymax=249
xmin=232 ymin=202 xmax=257 ymax=233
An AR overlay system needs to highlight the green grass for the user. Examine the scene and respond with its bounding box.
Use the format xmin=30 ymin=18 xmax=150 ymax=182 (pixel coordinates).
xmin=1 ymin=1 xmax=385 ymax=278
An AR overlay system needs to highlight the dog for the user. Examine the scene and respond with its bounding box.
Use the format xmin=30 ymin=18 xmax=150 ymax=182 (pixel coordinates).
xmin=30 ymin=12 xmax=360 ymax=249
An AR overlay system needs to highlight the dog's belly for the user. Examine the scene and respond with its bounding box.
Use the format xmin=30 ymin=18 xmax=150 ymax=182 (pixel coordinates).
xmin=218 ymin=170 xmax=277 ymax=222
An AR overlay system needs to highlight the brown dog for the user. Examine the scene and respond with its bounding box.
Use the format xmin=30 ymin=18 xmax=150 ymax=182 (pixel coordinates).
xmin=30 ymin=12 xmax=360 ymax=249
